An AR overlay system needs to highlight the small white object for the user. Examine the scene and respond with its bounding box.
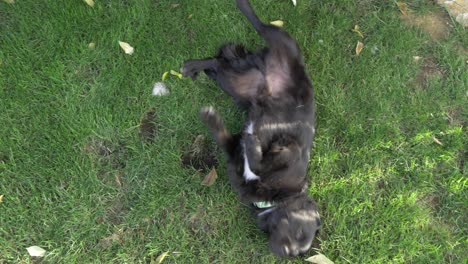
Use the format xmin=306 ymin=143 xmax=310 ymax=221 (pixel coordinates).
xmin=292 ymin=0 xmax=297 ymax=6
xmin=318 ymin=39 xmax=324 ymax=44
xmin=118 ymin=41 xmax=134 ymax=55
xmin=27 ymin=246 xmax=46 ymax=257
xmin=152 ymin=82 xmax=169 ymax=96
xmin=371 ymin=44 xmax=379 ymax=54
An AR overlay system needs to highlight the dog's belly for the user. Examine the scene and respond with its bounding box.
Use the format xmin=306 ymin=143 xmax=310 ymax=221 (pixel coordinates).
xmin=243 ymin=122 xmax=260 ymax=181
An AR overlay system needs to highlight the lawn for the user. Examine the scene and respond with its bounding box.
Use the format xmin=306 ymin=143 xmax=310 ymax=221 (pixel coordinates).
xmin=0 ymin=0 xmax=466 ymax=263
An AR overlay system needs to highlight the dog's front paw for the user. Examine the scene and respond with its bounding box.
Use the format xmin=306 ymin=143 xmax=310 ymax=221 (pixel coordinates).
xmin=181 ymin=60 xmax=201 ymax=80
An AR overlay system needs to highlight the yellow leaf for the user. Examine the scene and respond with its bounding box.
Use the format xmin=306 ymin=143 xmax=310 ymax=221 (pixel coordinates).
xmin=88 ymin=42 xmax=96 ymax=50
xmin=155 ymin=251 xmax=169 ymax=263
xmin=170 ymin=70 xmax=182 ymax=79
xmin=84 ymin=0 xmax=95 ymax=7
xmin=355 ymin=41 xmax=364 ymax=56
xmin=162 ymin=71 xmax=169 ymax=81
xmin=270 ymin=20 xmax=284 ymax=27
xmin=201 ymin=168 xmax=218 ymax=186
xmin=188 ymin=14 xmax=193 ymax=19
xmin=432 ymin=136 xmax=443 ymax=146
xmin=351 ymin=25 xmax=364 ymax=38
xmin=305 ymin=253 xmax=334 ymax=264
xmin=118 ymin=41 xmax=134 ymax=55
xmin=26 ymin=246 xmax=46 ymax=257
xmin=0 ymin=194 xmax=3 ymax=203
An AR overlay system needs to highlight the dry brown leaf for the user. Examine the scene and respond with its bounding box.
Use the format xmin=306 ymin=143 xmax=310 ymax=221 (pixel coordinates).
xmin=155 ymin=251 xmax=170 ymax=263
xmin=396 ymin=2 xmax=409 ymax=16
xmin=432 ymin=136 xmax=443 ymax=145
xmin=270 ymin=20 xmax=284 ymax=27
xmin=84 ymin=0 xmax=95 ymax=7
xmin=201 ymin=168 xmax=218 ymax=186
xmin=118 ymin=41 xmax=134 ymax=55
xmin=355 ymin=41 xmax=364 ymax=56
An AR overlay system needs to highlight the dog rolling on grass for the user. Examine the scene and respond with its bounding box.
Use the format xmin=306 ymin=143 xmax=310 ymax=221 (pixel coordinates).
xmin=182 ymin=0 xmax=320 ymax=257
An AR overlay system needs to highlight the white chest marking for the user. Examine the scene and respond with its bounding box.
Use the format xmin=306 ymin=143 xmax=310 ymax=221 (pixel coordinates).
xmin=243 ymin=122 xmax=260 ymax=181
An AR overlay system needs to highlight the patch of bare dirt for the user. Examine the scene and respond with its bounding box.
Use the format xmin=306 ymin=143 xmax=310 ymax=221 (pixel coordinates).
xmin=181 ymin=135 xmax=218 ymax=173
xmin=96 ymin=194 xmax=130 ymax=226
xmin=82 ymin=137 xmax=128 ymax=169
xmin=98 ymin=228 xmax=126 ymax=249
xmin=414 ymin=57 xmax=445 ymax=88
xmin=401 ymin=8 xmax=452 ymax=41
xmin=186 ymin=205 xmax=215 ymax=235
xmin=139 ymin=108 xmax=158 ymax=143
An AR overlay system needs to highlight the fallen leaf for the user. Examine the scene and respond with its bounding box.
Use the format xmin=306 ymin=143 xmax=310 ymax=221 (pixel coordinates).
xmin=88 ymin=42 xmax=96 ymax=50
xmin=155 ymin=251 xmax=170 ymax=263
xmin=188 ymin=14 xmax=193 ymax=19
xmin=162 ymin=71 xmax=169 ymax=81
xmin=432 ymin=136 xmax=443 ymax=145
xmin=351 ymin=25 xmax=364 ymax=38
xmin=118 ymin=41 xmax=134 ymax=55
xmin=355 ymin=41 xmax=364 ymax=56
xmin=26 ymin=246 xmax=46 ymax=257
xmin=292 ymin=0 xmax=297 ymax=6
xmin=305 ymin=253 xmax=334 ymax=264
xmin=201 ymin=168 xmax=218 ymax=186
xmin=152 ymin=82 xmax=169 ymax=96
xmin=170 ymin=70 xmax=183 ymax=79
xmin=270 ymin=20 xmax=284 ymax=27
xmin=171 ymin=3 xmax=180 ymax=8
xmin=413 ymin=56 xmax=423 ymax=61
xmin=371 ymin=44 xmax=379 ymax=54
xmin=84 ymin=0 xmax=95 ymax=7
xmin=396 ymin=2 xmax=409 ymax=16
xmin=0 ymin=194 xmax=3 ymax=203
xmin=3 ymin=0 xmax=15 ymax=4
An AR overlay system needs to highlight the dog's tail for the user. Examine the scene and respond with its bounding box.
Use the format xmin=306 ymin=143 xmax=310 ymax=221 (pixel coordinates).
xmin=199 ymin=106 xmax=236 ymax=156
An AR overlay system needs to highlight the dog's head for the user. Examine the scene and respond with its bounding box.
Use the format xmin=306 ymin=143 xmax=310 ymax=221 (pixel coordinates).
xmin=256 ymin=194 xmax=320 ymax=257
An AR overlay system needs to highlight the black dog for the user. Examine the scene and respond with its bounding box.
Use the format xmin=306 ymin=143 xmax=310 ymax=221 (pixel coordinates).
xmin=182 ymin=0 xmax=320 ymax=257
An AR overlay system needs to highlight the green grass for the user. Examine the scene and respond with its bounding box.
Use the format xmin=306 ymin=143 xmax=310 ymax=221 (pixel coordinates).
xmin=0 ymin=0 xmax=466 ymax=263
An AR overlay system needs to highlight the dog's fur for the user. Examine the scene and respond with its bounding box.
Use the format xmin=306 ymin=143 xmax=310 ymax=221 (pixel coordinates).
xmin=182 ymin=0 xmax=320 ymax=257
